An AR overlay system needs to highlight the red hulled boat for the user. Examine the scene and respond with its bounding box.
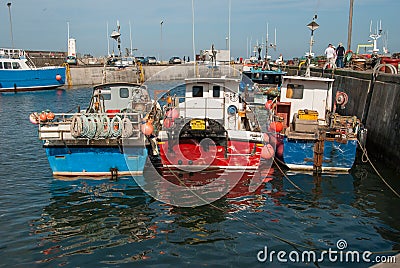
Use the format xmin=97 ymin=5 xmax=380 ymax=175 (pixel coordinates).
xmin=157 ymin=77 xmax=264 ymax=172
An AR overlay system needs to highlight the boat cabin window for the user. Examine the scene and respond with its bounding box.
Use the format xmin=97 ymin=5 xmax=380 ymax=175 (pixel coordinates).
xmin=12 ymin=62 xmax=21 ymax=69
xmin=3 ymin=62 xmax=11 ymax=69
xmin=252 ymin=73 xmax=261 ymax=81
xmin=286 ymin=84 xmax=304 ymax=99
xmin=213 ymin=86 xmax=220 ymax=98
xmin=120 ymin=88 xmax=130 ymax=98
xmin=102 ymin=93 xmax=111 ymax=100
xmin=192 ymin=86 xmax=203 ymax=97
xmin=0 ymin=62 xmax=3 ymax=69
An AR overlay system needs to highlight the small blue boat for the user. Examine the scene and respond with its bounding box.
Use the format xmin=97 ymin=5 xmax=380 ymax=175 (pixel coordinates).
xmin=34 ymin=82 xmax=159 ymax=177
xmin=0 ymin=48 xmax=65 ymax=92
xmin=274 ymin=75 xmax=364 ymax=173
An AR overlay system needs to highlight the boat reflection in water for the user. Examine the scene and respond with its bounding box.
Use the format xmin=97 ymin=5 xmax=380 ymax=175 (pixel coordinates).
xmin=31 ymin=176 xmax=157 ymax=264
xmin=30 ymin=166 xmax=358 ymax=265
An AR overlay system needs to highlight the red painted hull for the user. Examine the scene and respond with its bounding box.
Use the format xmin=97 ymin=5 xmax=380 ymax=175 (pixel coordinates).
xmin=159 ymin=138 xmax=262 ymax=170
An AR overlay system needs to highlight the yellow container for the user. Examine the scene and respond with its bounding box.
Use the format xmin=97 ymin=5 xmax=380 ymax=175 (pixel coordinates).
xmin=298 ymin=109 xmax=318 ymax=120
xmin=238 ymin=110 xmax=246 ymax=117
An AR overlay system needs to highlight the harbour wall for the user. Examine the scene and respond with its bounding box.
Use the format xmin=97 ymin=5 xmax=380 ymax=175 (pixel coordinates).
xmin=334 ymin=70 xmax=400 ymax=169
xmin=68 ymin=65 xmax=400 ymax=169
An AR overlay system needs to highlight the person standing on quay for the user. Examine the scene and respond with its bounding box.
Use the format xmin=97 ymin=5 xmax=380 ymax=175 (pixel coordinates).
xmin=324 ymin=44 xmax=336 ymax=67
xmin=336 ymin=42 xmax=345 ymax=68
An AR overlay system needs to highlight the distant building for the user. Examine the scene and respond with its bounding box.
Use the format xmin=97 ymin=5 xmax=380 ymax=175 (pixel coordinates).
xmin=68 ymin=38 xmax=76 ymax=57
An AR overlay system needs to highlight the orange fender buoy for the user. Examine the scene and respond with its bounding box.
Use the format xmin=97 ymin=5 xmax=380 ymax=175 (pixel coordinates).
xmin=263 ymin=133 xmax=270 ymax=143
xmin=276 ymin=143 xmax=284 ymax=158
xmin=163 ymin=118 xmax=174 ymax=128
xmin=269 ymin=121 xmax=283 ymax=133
xmin=141 ymin=122 xmax=154 ymax=135
xmin=166 ymin=108 xmax=179 ymax=119
xmin=39 ymin=112 xmax=47 ymax=122
xmin=261 ymin=144 xmax=275 ymax=160
xmin=46 ymin=112 xmax=55 ymax=121
xmin=265 ymin=100 xmax=274 ymax=110
xmin=166 ymin=96 xmax=173 ymax=104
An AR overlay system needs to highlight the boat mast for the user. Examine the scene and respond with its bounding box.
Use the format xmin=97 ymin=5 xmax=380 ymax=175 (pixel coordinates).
xmin=264 ymin=23 xmax=270 ymax=70
xmin=347 ymin=0 xmax=354 ymax=52
xmin=192 ymin=0 xmax=196 ymax=76
xmin=129 ymin=20 xmax=133 ymax=57
xmin=228 ymin=0 xmax=231 ymax=74
xmin=7 ymin=2 xmax=15 ymax=50
xmin=106 ymin=21 xmax=110 ymax=57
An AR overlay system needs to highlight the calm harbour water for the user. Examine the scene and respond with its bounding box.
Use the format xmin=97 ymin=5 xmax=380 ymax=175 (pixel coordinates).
xmin=0 ymin=86 xmax=399 ymax=267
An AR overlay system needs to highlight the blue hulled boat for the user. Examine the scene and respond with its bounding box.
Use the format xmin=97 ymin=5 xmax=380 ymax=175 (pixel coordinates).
xmin=240 ymin=67 xmax=286 ymax=105
xmin=0 ymin=48 xmax=65 ymax=92
xmin=34 ymin=82 xmax=159 ymax=177
xmin=274 ymin=75 xmax=363 ymax=173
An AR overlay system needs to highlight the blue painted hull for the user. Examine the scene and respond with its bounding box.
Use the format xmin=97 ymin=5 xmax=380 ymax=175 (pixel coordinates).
xmin=45 ymin=146 xmax=148 ymax=176
xmin=0 ymin=67 xmax=65 ymax=92
xmin=280 ymin=137 xmax=357 ymax=172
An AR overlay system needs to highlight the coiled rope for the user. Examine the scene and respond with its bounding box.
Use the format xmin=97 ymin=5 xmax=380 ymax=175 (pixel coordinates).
xmin=121 ymin=117 xmax=134 ymax=138
xmin=70 ymin=114 xmax=83 ymax=138
xmin=85 ymin=115 xmax=97 ymax=139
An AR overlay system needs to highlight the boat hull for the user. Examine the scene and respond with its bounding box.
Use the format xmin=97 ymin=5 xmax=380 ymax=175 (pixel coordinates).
xmin=44 ymin=145 xmax=148 ymax=176
xmin=0 ymin=67 xmax=66 ymax=92
xmin=279 ymin=137 xmax=357 ymax=172
xmin=158 ymin=138 xmax=262 ymax=171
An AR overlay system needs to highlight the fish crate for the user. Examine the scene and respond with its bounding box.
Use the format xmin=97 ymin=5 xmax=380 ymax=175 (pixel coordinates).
xmin=298 ymin=109 xmax=318 ymax=121
xmin=293 ymin=113 xmax=318 ymax=133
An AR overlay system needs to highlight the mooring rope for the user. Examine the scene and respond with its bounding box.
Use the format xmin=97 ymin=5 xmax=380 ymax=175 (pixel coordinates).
xmin=357 ymin=139 xmax=400 ymax=198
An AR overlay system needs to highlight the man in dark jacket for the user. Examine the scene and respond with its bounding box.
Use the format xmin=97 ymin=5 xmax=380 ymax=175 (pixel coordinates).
xmin=336 ymin=42 xmax=346 ymax=68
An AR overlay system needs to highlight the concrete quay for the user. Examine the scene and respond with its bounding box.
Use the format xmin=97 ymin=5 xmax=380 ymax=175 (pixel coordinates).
xmin=67 ymin=65 xmax=400 ymax=170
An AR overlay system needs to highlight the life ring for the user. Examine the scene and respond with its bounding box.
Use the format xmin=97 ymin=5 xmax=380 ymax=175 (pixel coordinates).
xmin=336 ymin=91 xmax=348 ymax=106
xmin=70 ymin=114 xmax=83 ymax=138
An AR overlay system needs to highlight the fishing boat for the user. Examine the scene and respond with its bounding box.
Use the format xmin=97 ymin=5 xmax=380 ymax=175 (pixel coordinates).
xmin=271 ymin=16 xmax=366 ymax=173
xmin=0 ymin=48 xmax=65 ymax=92
xmin=32 ymin=82 xmax=159 ymax=177
xmin=157 ymin=77 xmax=264 ymax=171
xmin=240 ymin=67 xmax=286 ymax=105
xmin=274 ymin=76 xmax=364 ymax=173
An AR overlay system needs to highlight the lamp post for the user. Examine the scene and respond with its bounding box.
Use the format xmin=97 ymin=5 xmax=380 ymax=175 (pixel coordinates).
xmin=7 ymin=2 xmax=15 ymax=50
xmin=160 ymin=20 xmax=163 ymax=63
xmin=305 ymin=15 xmax=319 ymax=77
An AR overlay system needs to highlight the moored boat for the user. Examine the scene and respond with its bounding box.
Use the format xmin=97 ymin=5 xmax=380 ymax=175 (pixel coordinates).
xmin=0 ymin=48 xmax=65 ymax=92
xmin=270 ymin=16 xmax=366 ymax=173
xmin=275 ymin=75 xmax=364 ymax=173
xmin=240 ymin=67 xmax=286 ymax=105
xmin=157 ymin=77 xmax=264 ymax=172
xmin=32 ymin=82 xmax=158 ymax=177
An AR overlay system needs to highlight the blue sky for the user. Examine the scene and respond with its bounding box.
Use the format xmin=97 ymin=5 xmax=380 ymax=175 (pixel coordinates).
xmin=0 ymin=0 xmax=399 ymax=60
